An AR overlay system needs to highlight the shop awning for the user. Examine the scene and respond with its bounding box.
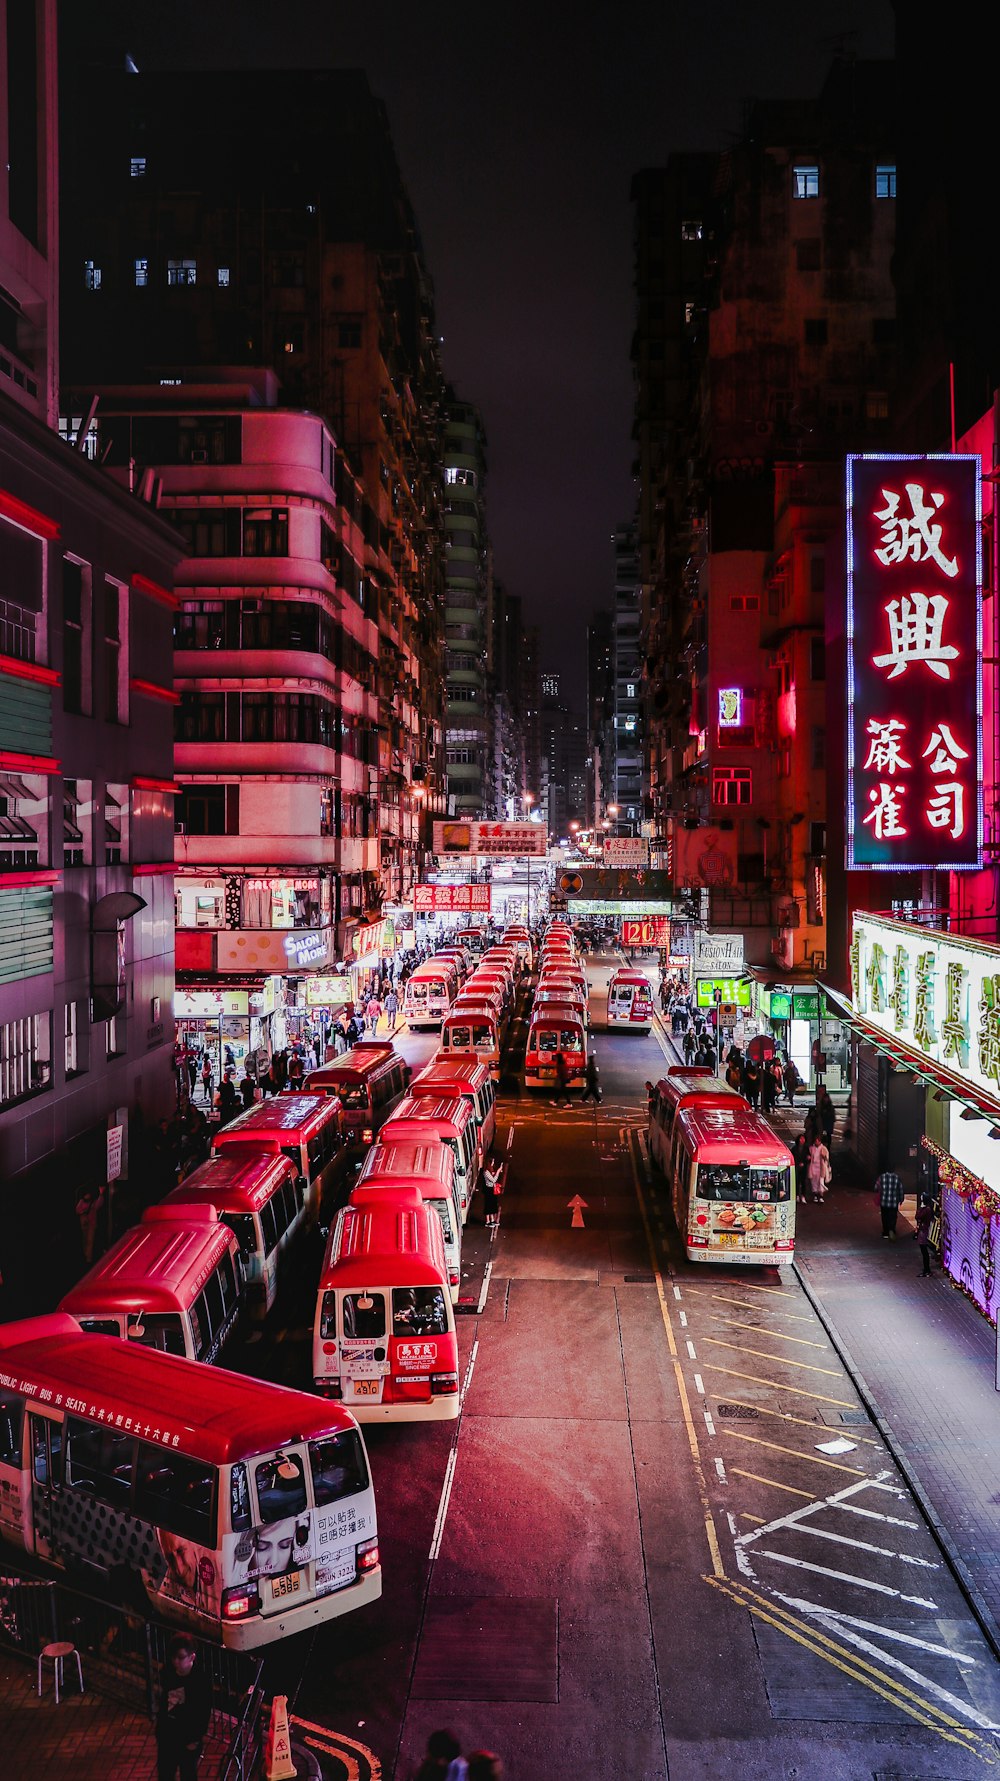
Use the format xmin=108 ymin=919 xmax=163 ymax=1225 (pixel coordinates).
xmin=820 ymin=982 xmax=1000 ymax=1124
xmin=746 ymin=964 xmax=824 ymax=989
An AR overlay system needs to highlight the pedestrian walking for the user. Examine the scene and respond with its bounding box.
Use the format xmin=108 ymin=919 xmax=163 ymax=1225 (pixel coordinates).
xmin=581 ymin=1051 xmax=602 ymax=1104
xmin=742 ymin=1058 xmax=760 ymax=1110
xmin=467 ymin=1756 xmax=503 ymax=1781
xmin=186 ymin=1051 xmax=199 ymax=1097
xmin=769 ymin=1055 xmax=784 ymax=1104
xmin=155 ymin=1633 xmax=212 ymax=1781
xmin=725 ymin=1055 xmax=742 ymax=1092
xmin=784 ymin=1058 xmax=800 ymax=1105
xmin=481 ymin=1155 xmax=502 ymax=1227
xmin=682 ymin=1028 xmax=696 ymax=1064
xmin=552 ymin=1048 xmax=572 ymax=1107
xmin=240 ymin=1070 xmax=257 ymax=1109
xmin=807 ymin=1135 xmax=832 ymax=1203
xmin=914 ymin=1195 xmax=935 ymax=1275
xmin=413 ymin=1729 xmax=467 ymax=1780
xmin=385 ymin=988 xmax=399 ymax=1034
xmin=875 ymin=1165 xmax=905 ymax=1239
xmin=200 ymin=1057 xmax=213 ymax=1104
xmin=760 ymin=1063 xmax=776 ymax=1114
xmin=818 ymin=1087 xmax=836 ymax=1150
xmin=792 ymin=1133 xmax=809 ymax=1203
xmin=217 ymin=1072 xmax=238 ymax=1121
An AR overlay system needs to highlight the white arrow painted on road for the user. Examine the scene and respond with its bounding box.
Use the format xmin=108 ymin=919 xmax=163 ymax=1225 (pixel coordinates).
xmin=567 ymin=1194 xmax=588 ymax=1228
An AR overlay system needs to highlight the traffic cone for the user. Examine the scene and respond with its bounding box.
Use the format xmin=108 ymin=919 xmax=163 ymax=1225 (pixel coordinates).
xmin=265 ymin=1693 xmax=298 ymax=1780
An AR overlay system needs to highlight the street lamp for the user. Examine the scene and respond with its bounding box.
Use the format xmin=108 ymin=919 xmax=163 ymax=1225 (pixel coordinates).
xmin=523 ymin=792 xmax=535 ymax=924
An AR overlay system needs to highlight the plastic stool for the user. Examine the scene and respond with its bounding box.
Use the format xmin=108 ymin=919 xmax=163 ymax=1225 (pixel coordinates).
xmin=37 ymin=1641 xmax=84 ymax=1704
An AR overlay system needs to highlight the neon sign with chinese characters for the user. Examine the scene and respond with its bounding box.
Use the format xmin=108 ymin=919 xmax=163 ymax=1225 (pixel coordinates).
xmin=850 ymin=912 xmax=1000 ymax=1102
xmin=846 ymin=454 xmax=982 ymax=869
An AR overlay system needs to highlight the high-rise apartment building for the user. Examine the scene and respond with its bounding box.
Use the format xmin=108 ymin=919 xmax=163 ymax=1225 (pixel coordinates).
xmin=443 ymin=398 xmax=493 ymax=816
xmin=0 ymin=0 xmax=179 ymax=1297
xmin=612 ymin=526 xmax=643 ymax=833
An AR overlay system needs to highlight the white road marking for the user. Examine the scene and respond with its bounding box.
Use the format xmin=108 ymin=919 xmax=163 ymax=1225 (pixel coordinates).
xmin=793 ymin=1521 xmax=938 ymax=1568
xmin=776 ymin=1596 xmax=979 ymax=1666
xmin=679 ymin=1310 xmax=688 ymax=1327
xmin=428 ymin=1444 xmax=459 ymax=1562
xmin=774 ymin=1595 xmax=999 ymax=1732
xmin=506 ymin=1126 xmax=514 ymax=1151
xmin=686 ymin=1339 xmax=697 ymax=1360
xmin=715 ymin=1457 xmax=727 ymax=1483
xmin=672 ymin=1284 xmax=682 ymax=1300
xmin=693 ymin=1373 xmax=705 ymax=1395
xmin=704 ymin=1410 xmax=717 ymax=1436
xmin=755 ymin=1548 xmax=938 ymax=1609
xmin=736 ymin=1474 xmax=910 ymax=1549
xmin=461 ymin=1337 xmax=479 ymax=1404
xmin=477 ymin=1260 xmax=493 ymax=1314
xmin=837 ymin=1500 xmax=918 ymax=1530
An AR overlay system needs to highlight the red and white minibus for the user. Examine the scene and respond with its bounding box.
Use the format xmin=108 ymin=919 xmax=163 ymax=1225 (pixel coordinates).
xmin=59 ymin=1206 xmax=243 ymax=1363
xmin=304 ymin=1045 xmax=409 ymax=1149
xmin=524 ymin=1004 xmax=587 ymax=1089
xmin=163 ymin=1148 xmax=304 ymax=1320
xmin=453 ymin=984 xmax=505 ymax=1030
xmin=606 ymin=969 xmax=654 ymax=1033
xmin=411 ymin=1056 xmax=497 ymax=1155
xmin=439 ymin=1003 xmax=504 ymax=1079
xmin=466 ymin=966 xmax=513 ymax=1009
xmin=456 ymin=926 xmax=487 ymax=955
xmin=648 ymin=1072 xmax=743 ymax=1172
xmin=434 ymin=947 xmax=471 ymax=983
xmin=0 ymin=1314 xmax=380 ymax=1646
xmin=535 ymin=985 xmax=589 ymax=1029
xmin=313 ymin=1189 xmax=460 ymax=1418
xmin=382 ymin=1093 xmax=480 ymax=1221
xmin=670 ymin=1104 xmax=795 ymax=1264
xmin=212 ymin=1094 xmax=342 ymax=1219
xmin=356 ymin=1139 xmax=463 ymax=1299
xmin=403 ymin=960 xmax=459 ymax=1029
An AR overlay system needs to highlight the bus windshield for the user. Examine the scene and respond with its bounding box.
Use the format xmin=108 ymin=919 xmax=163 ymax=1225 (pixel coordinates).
xmin=697 ymin=1164 xmax=791 ymax=1202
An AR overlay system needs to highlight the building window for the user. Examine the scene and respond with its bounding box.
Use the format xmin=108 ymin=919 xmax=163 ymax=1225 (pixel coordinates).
xmin=795 ymin=237 xmax=821 ymax=272
xmin=133 ymin=257 xmax=149 ymax=287
xmin=875 ymin=163 xmax=896 ymax=199
xmin=712 ymin=767 xmax=752 ymax=805
xmin=243 ymin=507 xmax=288 ymax=556
xmin=792 ymin=164 xmax=820 ymax=199
xmin=804 ymin=317 xmax=827 ymax=346
xmin=105 ymin=784 xmax=128 ymax=864
xmin=811 ymin=725 xmax=826 ymax=770
xmin=62 ymin=558 xmax=90 ymax=715
xmin=217 ymin=266 xmax=230 ymax=287
xmin=809 ymin=552 xmax=826 ymax=594
xmin=865 ymin=390 xmax=889 ymax=421
xmin=167 ymin=259 xmax=197 ymax=287
xmin=810 ymin=822 xmax=827 ymax=856
xmin=63 ymin=778 xmax=92 ymax=866
xmin=730 ymin=594 xmax=760 ymax=612
xmin=64 ymin=1001 xmax=78 ymax=1076
xmin=175 ymin=784 xmax=240 ymax=837
xmin=0 ymin=772 xmax=40 ymax=868
xmin=278 ymin=320 xmax=304 ymax=355
xmin=0 ymin=1015 xmax=51 ymax=1106
xmin=810 ymin=637 xmax=826 ymax=681
xmin=130 ymin=156 xmax=146 ymax=177
xmin=83 ymin=260 xmax=102 ymax=290
xmin=103 ymin=582 xmax=126 ymax=724
xmin=106 ymin=1014 xmax=124 ymax=1060
xmin=337 ymin=320 xmax=361 ymax=349
xmin=680 ymin=219 xmax=703 ymax=241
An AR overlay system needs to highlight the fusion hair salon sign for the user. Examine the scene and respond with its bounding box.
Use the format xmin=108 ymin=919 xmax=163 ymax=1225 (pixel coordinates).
xmin=846 ymin=454 xmax=982 ymax=870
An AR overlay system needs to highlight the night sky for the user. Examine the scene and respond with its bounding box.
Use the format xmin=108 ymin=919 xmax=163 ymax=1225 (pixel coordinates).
xmin=87 ymin=1 xmax=894 ymax=703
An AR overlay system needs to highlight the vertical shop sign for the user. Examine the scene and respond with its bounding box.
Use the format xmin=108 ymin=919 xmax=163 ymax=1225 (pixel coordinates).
xmin=846 ymin=454 xmax=982 ymax=869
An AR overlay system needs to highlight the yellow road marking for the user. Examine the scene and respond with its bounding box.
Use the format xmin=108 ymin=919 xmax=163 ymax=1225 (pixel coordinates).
xmin=701 ymin=1361 xmax=854 ymax=1408
xmin=730 ymin=1467 xmax=818 ymax=1499
xmin=716 ymin=1279 xmax=796 ymax=1298
xmin=630 ymin=1131 xmax=724 ymax=1578
xmin=716 ymin=1317 xmax=830 ymax=1351
xmin=710 ymin=1292 xmax=815 ymax=1324
xmin=741 ymin=1512 xmax=766 ymax=1523
xmin=703 ymin=1337 xmax=842 ymax=1376
xmin=704 ymin=1576 xmax=984 ymax=1759
xmin=723 ymin=1428 xmax=868 ymax=1474
xmin=716 ymin=1397 xmax=877 ymax=1446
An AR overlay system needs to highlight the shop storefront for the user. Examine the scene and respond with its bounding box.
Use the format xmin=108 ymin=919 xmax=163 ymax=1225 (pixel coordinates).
xmin=832 ymin=912 xmax=1000 ymax=1326
xmin=175 ymin=989 xmax=257 ymax=1088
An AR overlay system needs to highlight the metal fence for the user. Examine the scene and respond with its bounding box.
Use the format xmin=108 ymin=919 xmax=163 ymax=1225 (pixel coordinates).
xmin=0 ymin=1563 xmax=263 ymax=1775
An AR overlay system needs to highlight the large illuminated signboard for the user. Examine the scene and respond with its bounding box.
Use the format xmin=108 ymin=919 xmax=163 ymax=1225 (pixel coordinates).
xmin=846 ymin=454 xmax=982 ymax=870
xmin=851 ymin=912 xmax=1000 ymax=1104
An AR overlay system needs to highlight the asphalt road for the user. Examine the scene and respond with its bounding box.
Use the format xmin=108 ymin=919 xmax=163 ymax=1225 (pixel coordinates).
xmin=250 ymin=955 xmax=1000 ymax=1779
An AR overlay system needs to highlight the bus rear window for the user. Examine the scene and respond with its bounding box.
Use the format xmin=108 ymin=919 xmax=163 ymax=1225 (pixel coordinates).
xmin=128 ymin=1313 xmax=186 ymax=1356
xmin=309 ymin=1431 xmax=369 ymax=1504
xmin=472 ymin=1025 xmax=493 ymax=1045
xmin=222 ymin=1213 xmax=257 ymax=1259
xmin=392 ymin=1287 xmax=448 ymax=1337
xmin=339 ymin=1085 xmax=368 ymax=1108
xmin=560 ymin=1029 xmax=583 ymax=1050
xmin=255 ymin=1451 xmax=307 ymax=1523
xmin=697 ymin=1164 xmax=791 ymax=1202
xmin=449 ymin=1026 xmax=472 ymax=1048
xmin=343 ymin=1291 xmax=386 ymax=1339
xmin=536 ymin=1029 xmax=558 ymax=1053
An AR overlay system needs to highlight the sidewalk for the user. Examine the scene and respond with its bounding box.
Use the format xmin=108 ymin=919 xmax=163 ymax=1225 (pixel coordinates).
xmin=785 ymin=1134 xmax=1000 ymax=1659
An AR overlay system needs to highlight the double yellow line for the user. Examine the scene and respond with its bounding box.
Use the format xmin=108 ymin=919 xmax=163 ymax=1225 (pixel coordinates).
xmin=705 ymin=1574 xmax=993 ymax=1762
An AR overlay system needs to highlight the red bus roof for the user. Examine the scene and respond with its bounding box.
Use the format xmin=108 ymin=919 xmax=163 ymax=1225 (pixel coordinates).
xmin=59 ymin=1210 xmax=237 ymax=1317
xmin=305 ymin=1046 xmax=403 ymax=1088
xmin=412 ymin=1057 xmax=491 ymax=1095
xmin=322 ymin=1199 xmax=447 ymax=1289
xmin=212 ymin=1093 xmax=338 ymax=1149
xmin=408 ymin=961 xmax=457 ymax=982
xmin=528 ymin=1006 xmax=585 ymax=1029
xmin=674 ymin=1104 xmax=793 ymax=1163
xmin=657 ymin=1072 xmax=737 ymax=1103
xmin=384 ymin=1094 xmax=474 ymax=1137
xmin=443 ymin=1004 xmax=499 ymax=1024
xmin=0 ymin=1315 xmax=359 ymax=1463
xmin=164 ymin=1147 xmax=297 ymax=1215
xmin=358 ymin=1140 xmax=455 ymax=1193
xmin=609 ymin=971 xmax=654 ymax=989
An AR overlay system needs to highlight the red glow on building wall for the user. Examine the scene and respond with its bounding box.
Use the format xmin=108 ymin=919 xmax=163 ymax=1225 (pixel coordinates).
xmin=846 ymin=454 xmax=982 ymax=870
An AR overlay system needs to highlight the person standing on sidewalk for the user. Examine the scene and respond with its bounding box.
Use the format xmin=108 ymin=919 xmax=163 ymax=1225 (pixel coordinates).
xmin=875 ymin=1165 xmax=905 ymax=1239
xmin=807 ymin=1134 xmax=831 ymax=1203
xmin=385 ymin=987 xmax=399 ymax=1034
xmin=155 ymin=1634 xmax=212 ymax=1781
xmin=914 ymin=1194 xmax=935 ymax=1273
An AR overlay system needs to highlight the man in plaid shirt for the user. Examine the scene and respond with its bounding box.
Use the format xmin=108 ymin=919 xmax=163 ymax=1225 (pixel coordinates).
xmin=875 ymin=1168 xmax=905 ymax=1239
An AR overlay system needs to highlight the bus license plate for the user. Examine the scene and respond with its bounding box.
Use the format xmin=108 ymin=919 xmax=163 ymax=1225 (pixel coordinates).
xmin=270 ymin=1570 xmax=301 ymax=1601
xmin=715 ymin=1233 xmax=741 ymax=1247
xmin=351 ymin=1379 xmax=380 ymax=1396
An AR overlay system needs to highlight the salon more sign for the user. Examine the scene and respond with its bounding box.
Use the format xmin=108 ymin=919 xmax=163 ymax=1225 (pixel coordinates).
xmin=851 ymin=911 xmax=1000 ymax=1100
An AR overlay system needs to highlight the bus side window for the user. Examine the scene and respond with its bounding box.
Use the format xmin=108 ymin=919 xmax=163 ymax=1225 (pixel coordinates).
xmin=280 ymin=1179 xmax=298 ymax=1230
xmin=223 ymin=1212 xmax=257 ymax=1263
xmin=260 ymin=1197 xmax=280 ymax=1257
xmin=203 ymin=1269 xmax=226 ymax=1338
xmin=319 ymin=1289 xmax=337 ymax=1340
xmin=271 ymin=1187 xmax=291 ymax=1245
xmin=190 ymin=1294 xmax=210 ymax=1361
xmin=219 ymin=1250 xmax=240 ymax=1316
xmin=65 ymin=1419 xmax=133 ymax=1501
xmin=135 ymin=1442 xmax=216 ymax=1546
xmin=230 ymin=1461 xmax=251 ymax=1531
xmin=0 ymin=1390 xmax=23 ymax=1467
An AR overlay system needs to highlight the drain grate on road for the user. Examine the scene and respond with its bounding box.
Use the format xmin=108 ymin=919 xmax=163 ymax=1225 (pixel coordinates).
xmin=717 ymin=1403 xmax=759 ymax=1420
xmin=622 ymin=1274 xmax=655 ymax=1284
xmin=411 ymin=1596 xmax=558 ymax=1703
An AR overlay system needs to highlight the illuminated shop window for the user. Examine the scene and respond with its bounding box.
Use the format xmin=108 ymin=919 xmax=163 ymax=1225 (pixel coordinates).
xmin=712 ymin=767 xmax=752 ymax=806
xmin=134 ymin=258 xmax=148 ymax=287
xmin=218 ymin=266 xmax=230 ymax=287
xmin=130 ymin=156 xmax=146 ymax=177
xmin=167 ymin=259 xmax=197 ymax=287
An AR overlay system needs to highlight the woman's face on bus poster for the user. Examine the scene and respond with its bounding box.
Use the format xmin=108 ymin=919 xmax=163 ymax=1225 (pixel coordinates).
xmin=234 ymin=1513 xmax=313 ymax=1580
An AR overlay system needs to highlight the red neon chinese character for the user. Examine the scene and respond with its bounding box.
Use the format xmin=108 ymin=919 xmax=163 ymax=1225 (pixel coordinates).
xmin=863 ymin=782 xmax=907 ymax=839
xmin=863 ymin=718 xmax=911 ymax=774
xmin=873 ymin=592 xmax=959 ymax=681
xmin=874 ymin=484 xmax=959 ymax=578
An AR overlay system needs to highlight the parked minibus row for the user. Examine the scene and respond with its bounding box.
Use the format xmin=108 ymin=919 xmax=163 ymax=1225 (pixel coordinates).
xmin=648 ymin=1066 xmax=796 ymax=1265
xmin=525 ymin=923 xmax=589 ymax=1089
